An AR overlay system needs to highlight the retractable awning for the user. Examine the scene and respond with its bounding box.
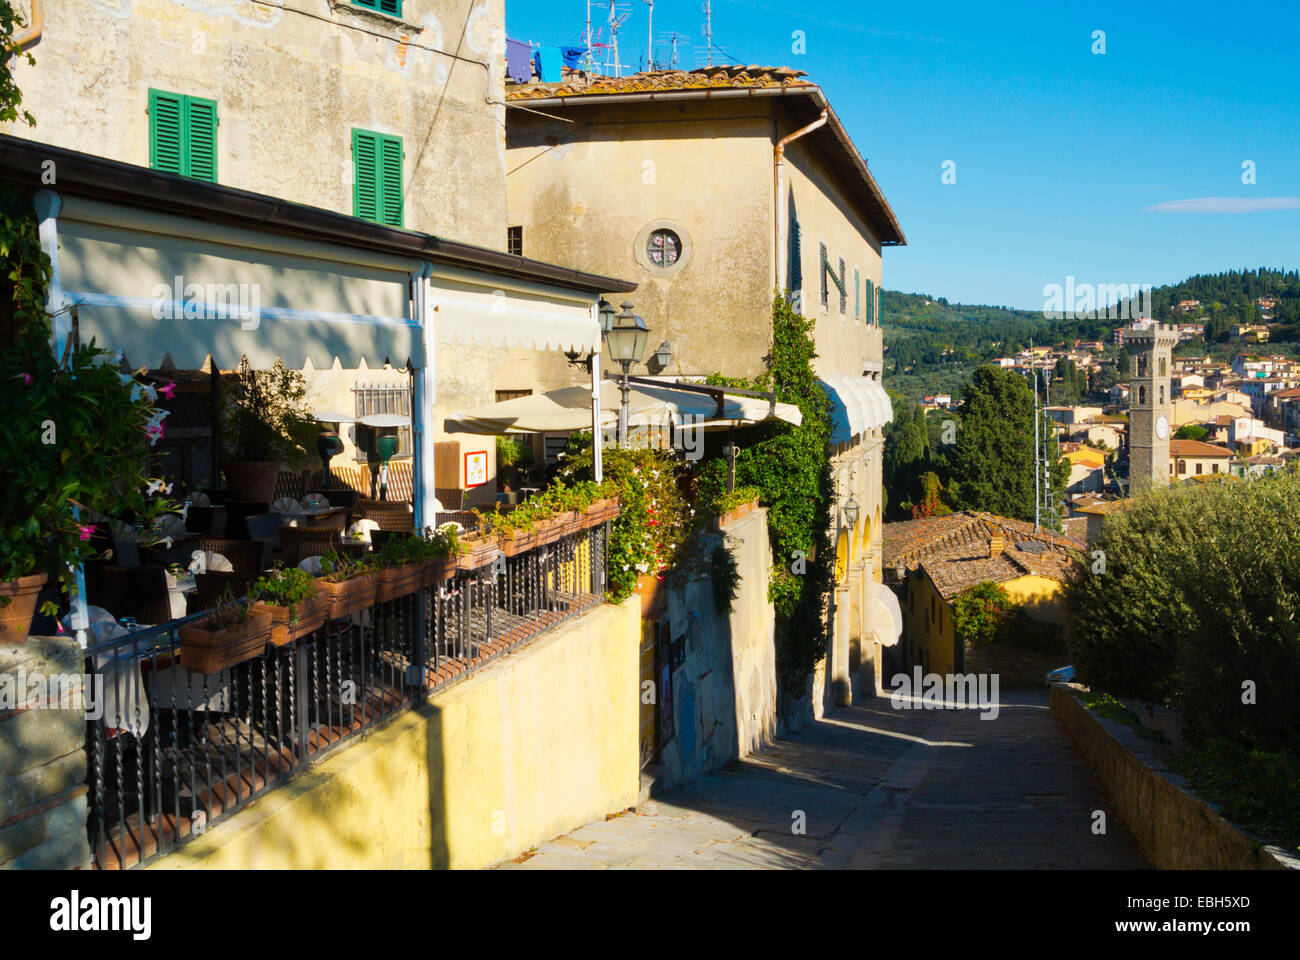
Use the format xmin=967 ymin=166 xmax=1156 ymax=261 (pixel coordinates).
xmin=53 ymin=196 xmax=423 ymax=370
xmin=820 ymin=373 xmax=893 ymax=444
xmin=444 ymin=379 xmax=802 ymax=434
xmin=430 ymin=266 xmax=600 ymax=354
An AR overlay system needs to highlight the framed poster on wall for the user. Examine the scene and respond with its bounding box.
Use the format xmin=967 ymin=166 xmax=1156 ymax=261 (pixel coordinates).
xmin=464 ymin=450 xmax=488 ymax=488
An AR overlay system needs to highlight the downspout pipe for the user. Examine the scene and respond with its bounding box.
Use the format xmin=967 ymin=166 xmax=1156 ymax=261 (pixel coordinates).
xmin=15 ymin=0 xmax=42 ymax=49
xmin=412 ymin=260 xmax=436 ymax=532
xmin=774 ymin=109 xmax=828 ymax=294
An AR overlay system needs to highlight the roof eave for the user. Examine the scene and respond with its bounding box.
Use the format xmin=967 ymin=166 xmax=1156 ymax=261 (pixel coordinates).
xmin=0 ymin=134 xmax=638 ymax=296
xmin=506 ymin=84 xmax=906 ymax=246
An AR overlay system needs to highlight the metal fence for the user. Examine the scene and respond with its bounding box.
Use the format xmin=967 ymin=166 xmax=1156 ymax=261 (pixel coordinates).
xmin=83 ymin=523 xmax=608 ymax=869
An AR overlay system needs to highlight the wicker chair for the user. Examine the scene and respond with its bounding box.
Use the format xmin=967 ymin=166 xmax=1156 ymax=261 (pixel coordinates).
xmin=357 ymin=498 xmax=415 ymax=533
xmin=279 ymin=525 xmax=342 ymax=566
xmin=435 ymin=487 xmax=464 ymax=510
xmin=84 ymin=564 xmax=172 ymax=626
xmin=224 ymin=501 xmax=270 ymax=540
xmin=194 ymin=538 xmax=267 ymax=579
xmin=193 ymin=571 xmax=256 ymax=610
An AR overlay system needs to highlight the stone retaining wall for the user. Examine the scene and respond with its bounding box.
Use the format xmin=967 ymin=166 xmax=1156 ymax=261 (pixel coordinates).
xmin=1050 ymin=682 xmax=1298 ymax=870
xmin=0 ymin=634 xmax=91 ymax=870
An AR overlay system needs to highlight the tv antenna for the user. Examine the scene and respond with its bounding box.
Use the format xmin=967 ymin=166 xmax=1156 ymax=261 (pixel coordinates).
xmin=641 ymin=0 xmax=654 ymax=70
xmin=607 ymin=1 xmax=631 ymax=77
xmin=657 ymin=31 xmax=689 ymax=70
xmin=702 ymin=1 xmax=714 ymax=67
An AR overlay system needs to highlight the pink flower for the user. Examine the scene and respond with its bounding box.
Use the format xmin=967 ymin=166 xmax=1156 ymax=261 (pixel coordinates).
xmin=159 ymin=381 xmax=176 ymax=400
xmin=78 ymin=525 xmax=96 ymax=541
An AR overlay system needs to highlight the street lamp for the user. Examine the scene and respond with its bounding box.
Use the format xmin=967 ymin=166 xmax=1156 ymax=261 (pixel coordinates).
xmin=312 ymin=412 xmax=355 ymax=490
xmin=654 ymin=339 xmax=673 ymax=370
xmin=598 ymin=299 xmax=617 ymax=336
xmin=843 ymin=495 xmax=860 ymax=531
xmin=606 ymin=301 xmax=649 ymax=448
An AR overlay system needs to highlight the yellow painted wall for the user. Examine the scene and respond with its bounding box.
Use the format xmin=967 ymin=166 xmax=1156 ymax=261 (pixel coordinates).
xmin=1001 ymin=574 xmax=1066 ymax=625
xmin=150 ymin=597 xmax=641 ymax=870
xmin=903 ymin=570 xmax=956 ymax=676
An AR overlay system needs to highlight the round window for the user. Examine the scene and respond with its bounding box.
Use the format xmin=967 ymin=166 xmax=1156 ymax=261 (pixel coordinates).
xmin=646 ymin=228 xmax=682 ymax=268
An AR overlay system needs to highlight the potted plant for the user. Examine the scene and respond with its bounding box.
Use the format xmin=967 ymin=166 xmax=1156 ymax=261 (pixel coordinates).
xmin=315 ymin=549 xmax=378 ymax=619
xmin=248 ymin=566 xmax=328 ymax=645
xmin=1 ymin=186 xmax=181 ymax=641
xmin=455 ymin=528 xmax=501 ymax=572
xmin=178 ymin=591 xmax=273 ymax=674
xmin=495 ymin=434 xmax=533 ymax=493
xmin=420 ymin=526 xmax=462 ymax=586
xmin=477 ymin=505 xmax=538 ymax=558
xmin=372 ymin=536 xmax=426 ymax=602
xmin=220 ymin=357 xmax=317 ymax=502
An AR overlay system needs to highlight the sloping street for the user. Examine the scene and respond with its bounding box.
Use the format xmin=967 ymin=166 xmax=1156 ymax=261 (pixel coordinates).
xmin=496 ymin=689 xmax=1148 ymax=870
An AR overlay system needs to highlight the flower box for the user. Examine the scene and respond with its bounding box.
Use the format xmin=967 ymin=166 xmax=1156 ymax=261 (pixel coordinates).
xmin=315 ymin=573 xmax=378 ymax=620
xmin=423 ymin=557 xmax=458 ymax=587
xmin=498 ymin=527 xmax=538 ymax=557
xmin=375 ymin=562 xmax=424 ymax=603
xmin=455 ymin=533 xmax=501 ymax=571
xmin=533 ymin=517 xmax=565 ymax=546
xmin=256 ymin=591 xmax=329 ymax=647
xmin=712 ymin=496 xmax=760 ymax=532
xmin=179 ymin=609 xmax=273 ymax=674
xmin=584 ymin=497 xmax=620 ymax=524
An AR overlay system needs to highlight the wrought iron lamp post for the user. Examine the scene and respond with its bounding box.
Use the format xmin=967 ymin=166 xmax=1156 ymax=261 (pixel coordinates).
xmin=605 ymin=301 xmax=649 ymax=448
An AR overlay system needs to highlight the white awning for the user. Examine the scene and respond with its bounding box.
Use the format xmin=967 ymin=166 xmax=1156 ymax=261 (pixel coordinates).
xmin=867 ymin=581 xmax=903 ymax=647
xmin=821 ymin=373 xmax=894 ymax=444
xmin=53 ymin=196 xmax=423 ymax=370
xmin=444 ymin=379 xmax=801 ymax=434
xmin=430 ymin=266 xmax=599 ymax=354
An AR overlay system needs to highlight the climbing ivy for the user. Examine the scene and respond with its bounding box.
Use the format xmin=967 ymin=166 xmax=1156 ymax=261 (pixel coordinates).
xmin=699 ymin=295 xmax=835 ymax=695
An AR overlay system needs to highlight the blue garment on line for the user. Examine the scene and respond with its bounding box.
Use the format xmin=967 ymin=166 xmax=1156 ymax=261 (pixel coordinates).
xmin=560 ymin=46 xmax=588 ymax=69
xmin=533 ymin=47 xmax=565 ymax=83
xmin=506 ymin=39 xmax=532 ymax=84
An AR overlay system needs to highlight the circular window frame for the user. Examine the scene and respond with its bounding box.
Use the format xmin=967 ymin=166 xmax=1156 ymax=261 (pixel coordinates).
xmin=634 ymin=220 xmax=692 ymax=276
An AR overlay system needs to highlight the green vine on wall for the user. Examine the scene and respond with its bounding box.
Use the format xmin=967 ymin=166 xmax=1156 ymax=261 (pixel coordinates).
xmin=698 ymin=295 xmax=835 ymax=695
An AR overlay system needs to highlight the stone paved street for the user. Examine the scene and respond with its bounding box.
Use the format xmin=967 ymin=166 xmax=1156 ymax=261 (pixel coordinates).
xmin=495 ymin=689 xmax=1148 ymax=869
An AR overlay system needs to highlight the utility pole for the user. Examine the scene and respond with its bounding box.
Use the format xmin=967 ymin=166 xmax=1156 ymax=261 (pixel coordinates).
xmin=643 ymin=0 xmax=653 ymax=69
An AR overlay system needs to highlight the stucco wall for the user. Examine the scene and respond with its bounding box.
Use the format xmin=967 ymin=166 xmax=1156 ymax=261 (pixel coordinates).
xmin=655 ymin=507 xmax=780 ymax=790
xmin=506 ymin=101 xmax=775 ymax=381
xmin=150 ymin=597 xmax=641 ymax=869
xmin=9 ymin=0 xmax=507 ymax=249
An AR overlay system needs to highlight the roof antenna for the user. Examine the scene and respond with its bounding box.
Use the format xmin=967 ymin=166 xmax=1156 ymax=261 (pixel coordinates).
xmin=607 ymin=1 xmax=630 ymax=77
xmin=642 ymin=0 xmax=654 ymax=70
xmin=702 ymin=1 xmax=713 ymax=67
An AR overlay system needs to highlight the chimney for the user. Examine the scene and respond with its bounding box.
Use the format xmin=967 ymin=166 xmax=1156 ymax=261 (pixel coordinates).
xmin=988 ymin=536 xmax=1005 ymax=557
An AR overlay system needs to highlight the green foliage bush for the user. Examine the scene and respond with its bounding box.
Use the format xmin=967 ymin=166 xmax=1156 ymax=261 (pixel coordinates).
xmin=1174 ymin=739 xmax=1300 ymax=851
xmin=1063 ymin=469 xmax=1300 ymax=755
xmin=710 ymin=542 xmax=741 ymax=616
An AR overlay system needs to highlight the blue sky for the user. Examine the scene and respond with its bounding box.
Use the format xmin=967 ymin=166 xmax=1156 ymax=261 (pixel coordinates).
xmin=505 ymin=0 xmax=1300 ymax=310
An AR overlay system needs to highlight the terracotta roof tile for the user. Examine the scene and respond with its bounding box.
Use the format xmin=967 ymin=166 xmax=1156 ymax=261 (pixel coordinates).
xmin=506 ymin=65 xmax=813 ymax=100
xmin=1169 ymin=439 xmax=1234 ymax=458
xmin=882 ymin=510 xmax=1083 ymax=580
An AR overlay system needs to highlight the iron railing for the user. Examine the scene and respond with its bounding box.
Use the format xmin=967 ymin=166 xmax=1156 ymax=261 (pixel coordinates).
xmin=83 ymin=523 xmax=608 ymax=869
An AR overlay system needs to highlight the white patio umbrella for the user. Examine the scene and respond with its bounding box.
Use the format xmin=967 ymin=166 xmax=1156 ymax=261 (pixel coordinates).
xmin=444 ymin=379 xmax=801 ymax=435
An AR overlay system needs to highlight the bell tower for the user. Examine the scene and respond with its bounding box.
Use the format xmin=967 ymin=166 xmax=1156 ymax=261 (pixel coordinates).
xmin=1126 ymin=323 xmax=1178 ymax=494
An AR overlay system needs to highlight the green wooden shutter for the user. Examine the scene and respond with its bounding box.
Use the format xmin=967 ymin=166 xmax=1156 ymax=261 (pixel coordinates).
xmin=378 ymin=0 xmax=401 ymax=14
xmin=149 ymin=90 xmax=184 ymax=176
xmin=184 ymin=96 xmax=218 ymax=183
xmin=789 ymin=220 xmax=802 ymax=296
xmin=819 ymin=243 xmax=828 ymax=306
xmin=379 ymin=135 xmax=403 ymax=227
xmin=854 ymin=269 xmax=860 ymax=318
xmin=353 ymin=129 xmax=379 ymax=222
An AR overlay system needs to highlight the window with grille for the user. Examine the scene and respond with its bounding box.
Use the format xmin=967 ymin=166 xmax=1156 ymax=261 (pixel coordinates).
xmin=819 ymin=243 xmax=829 ymax=306
xmin=507 ymin=225 xmax=523 ymax=257
xmin=838 ymin=257 xmax=847 ymax=314
xmin=854 ymin=269 xmax=860 ymax=320
xmin=495 ymin=389 xmax=532 ymax=402
xmin=352 ymin=380 xmax=412 ymax=460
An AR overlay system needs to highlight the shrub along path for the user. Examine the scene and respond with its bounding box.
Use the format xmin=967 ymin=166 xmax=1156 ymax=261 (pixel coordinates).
xmin=494 ymin=689 xmax=1147 ymax=870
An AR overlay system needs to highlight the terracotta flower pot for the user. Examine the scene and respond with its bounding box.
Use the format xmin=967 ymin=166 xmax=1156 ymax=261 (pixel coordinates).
xmin=316 ymin=573 xmax=378 ymax=620
xmin=714 ymin=497 xmax=760 ymax=531
xmin=256 ymin=591 xmax=329 ymax=646
xmin=222 ymin=460 xmax=282 ymax=504
xmin=533 ymin=518 xmax=564 ymax=546
xmin=635 ymin=573 xmax=667 ymax=619
xmin=178 ymin=609 xmax=273 ymax=674
xmin=0 ymin=573 xmax=48 ymax=644
xmin=375 ymin=562 xmax=424 ymax=602
xmin=456 ymin=533 xmax=501 ymax=571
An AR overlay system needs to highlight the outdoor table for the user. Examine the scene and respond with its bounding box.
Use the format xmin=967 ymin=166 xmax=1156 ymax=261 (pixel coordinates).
xmin=281 ymin=506 xmax=350 ymax=530
xmin=142 ymin=531 xmax=203 ymax=567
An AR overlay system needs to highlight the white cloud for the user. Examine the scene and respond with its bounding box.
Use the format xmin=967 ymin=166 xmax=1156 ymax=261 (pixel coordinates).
xmin=1144 ymin=197 xmax=1300 ymax=214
